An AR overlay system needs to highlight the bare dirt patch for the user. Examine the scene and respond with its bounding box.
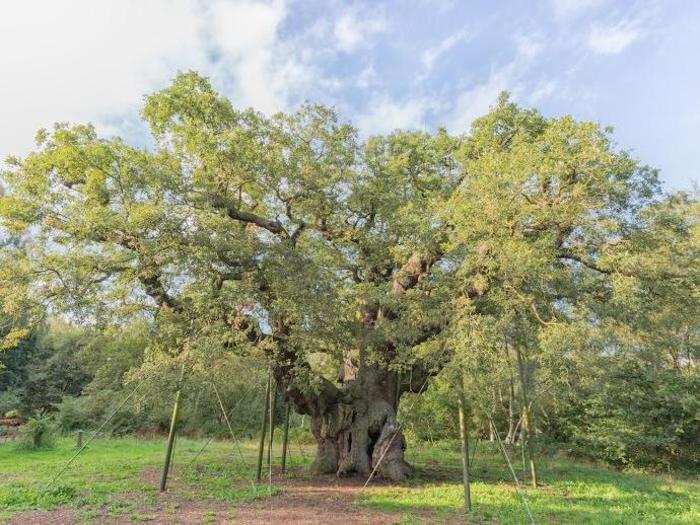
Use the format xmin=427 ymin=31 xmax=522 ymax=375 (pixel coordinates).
xmin=8 ymin=507 xmax=77 ymax=524
xmin=231 ymin=469 xmax=465 ymax=524
xmin=233 ymin=474 xmax=401 ymax=524
xmin=7 ymin=468 xmax=453 ymax=524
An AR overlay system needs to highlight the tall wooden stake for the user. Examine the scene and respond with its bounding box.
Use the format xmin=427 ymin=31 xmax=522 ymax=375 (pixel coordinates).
xmin=267 ymin=376 xmax=277 ymax=468
xmin=457 ymin=376 xmax=472 ymax=512
xmin=160 ymin=363 xmax=185 ymax=492
xmin=515 ymin=345 xmax=538 ymax=488
xmin=281 ymin=402 xmax=291 ymax=473
xmin=256 ymin=371 xmax=271 ymax=483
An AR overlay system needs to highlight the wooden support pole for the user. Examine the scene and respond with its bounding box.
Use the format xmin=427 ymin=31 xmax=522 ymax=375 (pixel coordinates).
xmin=267 ymin=376 xmax=277 ymax=468
xmin=281 ymin=402 xmax=291 ymax=473
xmin=457 ymin=376 xmax=472 ymax=513
xmin=160 ymin=363 xmax=185 ymax=492
xmin=515 ymin=345 xmax=538 ymax=488
xmin=256 ymin=370 xmax=271 ymax=483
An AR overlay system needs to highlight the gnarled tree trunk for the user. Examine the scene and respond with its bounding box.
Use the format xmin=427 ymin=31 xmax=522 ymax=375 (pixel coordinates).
xmin=305 ymin=367 xmax=412 ymax=482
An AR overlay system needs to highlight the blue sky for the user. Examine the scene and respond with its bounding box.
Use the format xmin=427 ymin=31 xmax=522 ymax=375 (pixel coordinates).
xmin=2 ymin=0 xmax=698 ymax=189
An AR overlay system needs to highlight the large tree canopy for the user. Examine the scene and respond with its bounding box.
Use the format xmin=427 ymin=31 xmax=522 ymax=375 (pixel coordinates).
xmin=1 ymin=73 xmax=696 ymax=480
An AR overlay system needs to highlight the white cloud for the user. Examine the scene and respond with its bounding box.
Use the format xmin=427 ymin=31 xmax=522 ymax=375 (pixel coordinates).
xmin=587 ymin=19 xmax=642 ymax=54
xmin=333 ymin=9 xmax=386 ymax=53
xmin=445 ymin=69 xmax=515 ymax=134
xmin=515 ymin=35 xmax=544 ymax=59
xmin=421 ymin=30 xmax=470 ymax=72
xmin=0 ymin=0 xmax=210 ymax=159
xmin=356 ymin=64 xmax=380 ymax=88
xmin=355 ymin=95 xmax=428 ymax=136
xmin=0 ymin=0 xmax=317 ymax=162
xmin=529 ymin=80 xmax=558 ymax=103
xmin=209 ymin=0 xmax=303 ymax=113
xmin=416 ymin=0 xmax=457 ymax=11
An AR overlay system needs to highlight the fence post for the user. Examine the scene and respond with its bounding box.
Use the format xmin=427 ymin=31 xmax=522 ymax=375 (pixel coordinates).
xmin=160 ymin=363 xmax=185 ymax=492
xmin=281 ymin=402 xmax=291 ymax=473
xmin=267 ymin=377 xmax=277 ymax=468
xmin=256 ymin=370 xmax=271 ymax=482
xmin=457 ymin=375 xmax=472 ymax=512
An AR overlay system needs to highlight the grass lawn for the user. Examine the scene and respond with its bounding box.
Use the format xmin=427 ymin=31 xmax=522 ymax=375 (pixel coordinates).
xmin=0 ymin=436 xmax=283 ymax=523
xmin=0 ymin=434 xmax=697 ymax=523
xmin=364 ymin=441 xmax=700 ymax=524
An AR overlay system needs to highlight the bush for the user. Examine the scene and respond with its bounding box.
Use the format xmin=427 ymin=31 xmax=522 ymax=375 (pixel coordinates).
xmin=55 ymin=389 xmax=150 ymax=436
xmin=561 ymin=361 xmax=700 ymax=469
xmin=0 ymin=389 xmax=22 ymax=417
xmin=398 ymin=380 xmax=458 ymax=442
xmin=16 ymin=415 xmax=56 ymax=450
xmin=54 ymin=395 xmax=96 ymax=433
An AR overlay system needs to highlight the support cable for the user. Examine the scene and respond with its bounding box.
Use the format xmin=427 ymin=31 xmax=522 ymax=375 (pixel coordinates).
xmin=43 ymin=381 xmax=143 ymax=491
xmin=488 ymin=416 xmax=535 ymax=525
xmin=212 ymin=382 xmax=247 ymax=468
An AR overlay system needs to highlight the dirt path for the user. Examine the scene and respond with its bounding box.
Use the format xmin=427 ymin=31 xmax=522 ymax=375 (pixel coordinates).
xmin=8 ymin=471 xmax=449 ymax=524
xmin=231 ymin=475 xmax=404 ymax=524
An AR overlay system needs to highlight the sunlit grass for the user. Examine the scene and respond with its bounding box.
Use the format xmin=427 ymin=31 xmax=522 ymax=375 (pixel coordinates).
xmin=1 ymin=435 xmax=698 ymax=523
xmin=360 ymin=440 xmax=700 ymax=524
xmin=0 ymin=436 xmax=287 ymax=522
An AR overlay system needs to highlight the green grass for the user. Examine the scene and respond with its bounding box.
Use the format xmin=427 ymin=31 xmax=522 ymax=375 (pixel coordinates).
xmin=0 ymin=435 xmax=286 ymax=522
xmin=0 ymin=435 xmax=697 ymax=523
xmin=360 ymin=440 xmax=700 ymax=524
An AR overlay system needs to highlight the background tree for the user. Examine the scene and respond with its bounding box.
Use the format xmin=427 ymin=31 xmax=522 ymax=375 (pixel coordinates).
xmin=444 ymin=95 xmax=698 ymax=476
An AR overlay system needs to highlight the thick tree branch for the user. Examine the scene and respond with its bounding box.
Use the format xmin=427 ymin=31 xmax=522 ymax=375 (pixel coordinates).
xmin=391 ymin=251 xmax=443 ymax=297
xmin=225 ymin=205 xmax=287 ymax=235
xmin=136 ymin=264 xmax=180 ymax=312
xmin=559 ymin=251 xmax=688 ymax=280
xmin=558 ymin=252 xmax=612 ymax=275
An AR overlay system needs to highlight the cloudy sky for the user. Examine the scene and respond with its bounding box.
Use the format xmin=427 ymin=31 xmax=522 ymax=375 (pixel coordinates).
xmin=1 ymin=0 xmax=698 ymax=189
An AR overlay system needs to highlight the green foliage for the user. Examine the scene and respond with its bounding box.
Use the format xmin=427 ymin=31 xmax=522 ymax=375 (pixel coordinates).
xmin=364 ymin=439 xmax=700 ymax=524
xmin=0 ymin=72 xmax=697 ymax=475
xmin=0 ymin=436 xmax=296 ymax=521
xmin=16 ymin=415 xmax=56 ymax=450
xmin=399 ymin=378 xmax=458 ymax=442
xmin=53 ymin=395 xmax=97 ymax=433
xmin=556 ymin=360 xmax=700 ymax=469
xmin=0 ymin=484 xmax=77 ymax=512
xmin=3 ymin=408 xmax=20 ymax=419
xmin=0 ymin=389 xmax=22 ymax=416
xmin=0 ymin=322 xmax=93 ymax=417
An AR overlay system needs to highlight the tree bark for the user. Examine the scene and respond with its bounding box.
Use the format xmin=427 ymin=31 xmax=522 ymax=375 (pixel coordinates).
xmin=290 ymin=365 xmax=413 ymax=482
xmin=267 ymin=376 xmax=277 ymax=468
xmin=160 ymin=363 xmax=185 ymax=492
xmin=505 ymin=370 xmax=517 ymax=444
xmin=281 ymin=402 xmax=291 ymax=473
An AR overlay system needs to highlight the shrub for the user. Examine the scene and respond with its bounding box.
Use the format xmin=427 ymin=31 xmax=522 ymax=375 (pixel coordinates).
xmin=562 ymin=361 xmax=700 ymax=469
xmin=16 ymin=415 xmax=56 ymax=450
xmin=0 ymin=389 xmax=22 ymax=417
xmin=54 ymin=395 xmax=95 ymax=433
